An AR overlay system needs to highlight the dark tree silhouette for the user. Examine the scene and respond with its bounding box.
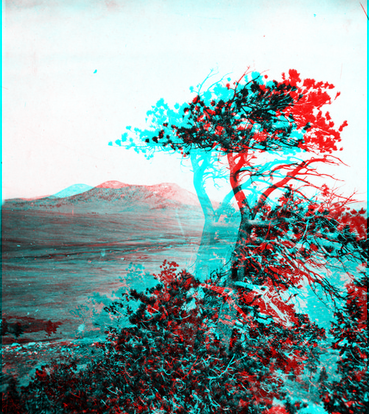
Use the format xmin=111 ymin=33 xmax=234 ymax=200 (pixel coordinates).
xmin=117 ymin=69 xmax=366 ymax=314
xmin=135 ymin=70 xmax=353 ymax=283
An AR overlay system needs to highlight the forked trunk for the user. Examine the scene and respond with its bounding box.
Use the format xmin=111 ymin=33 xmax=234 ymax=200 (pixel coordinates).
xmin=215 ymin=153 xmax=254 ymax=349
xmin=227 ymin=152 xmax=253 ymax=283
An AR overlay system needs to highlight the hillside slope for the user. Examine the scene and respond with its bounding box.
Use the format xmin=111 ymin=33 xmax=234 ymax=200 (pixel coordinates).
xmin=2 ymin=181 xmax=208 ymax=214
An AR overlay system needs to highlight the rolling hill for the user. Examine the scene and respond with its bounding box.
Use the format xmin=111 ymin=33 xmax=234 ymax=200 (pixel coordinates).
xmin=2 ymin=181 xmax=209 ymax=214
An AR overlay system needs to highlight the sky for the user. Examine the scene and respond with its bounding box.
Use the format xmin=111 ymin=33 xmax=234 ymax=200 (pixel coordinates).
xmin=2 ymin=0 xmax=367 ymax=202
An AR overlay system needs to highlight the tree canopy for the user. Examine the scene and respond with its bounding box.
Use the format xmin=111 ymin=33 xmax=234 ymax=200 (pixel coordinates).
xmin=116 ymin=69 xmax=365 ymax=297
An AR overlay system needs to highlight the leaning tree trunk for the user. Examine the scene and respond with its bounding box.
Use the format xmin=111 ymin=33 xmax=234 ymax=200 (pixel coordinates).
xmin=190 ymin=151 xmax=257 ymax=350
xmin=226 ymin=152 xmax=254 ymax=283
xmin=189 ymin=151 xmax=238 ymax=350
xmin=215 ymin=213 xmax=254 ymax=350
xmin=214 ymin=153 xmax=255 ymax=349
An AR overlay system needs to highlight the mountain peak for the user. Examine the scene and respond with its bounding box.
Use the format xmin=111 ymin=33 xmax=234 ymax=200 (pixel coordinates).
xmin=96 ymin=181 xmax=129 ymax=189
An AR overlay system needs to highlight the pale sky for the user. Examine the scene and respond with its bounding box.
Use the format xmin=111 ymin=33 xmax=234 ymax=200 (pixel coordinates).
xmin=2 ymin=0 xmax=367 ymax=202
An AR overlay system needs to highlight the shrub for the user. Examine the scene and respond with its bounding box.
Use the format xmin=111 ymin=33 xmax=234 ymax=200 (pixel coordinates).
xmin=319 ymin=273 xmax=368 ymax=413
xmin=3 ymin=261 xmax=327 ymax=413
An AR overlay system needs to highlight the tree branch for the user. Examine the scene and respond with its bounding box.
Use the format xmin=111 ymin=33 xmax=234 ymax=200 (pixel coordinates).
xmin=254 ymin=157 xmax=334 ymax=213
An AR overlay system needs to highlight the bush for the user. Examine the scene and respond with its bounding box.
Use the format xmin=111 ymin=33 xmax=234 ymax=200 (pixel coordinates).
xmin=319 ymin=273 xmax=368 ymax=414
xmin=3 ymin=261 xmax=327 ymax=413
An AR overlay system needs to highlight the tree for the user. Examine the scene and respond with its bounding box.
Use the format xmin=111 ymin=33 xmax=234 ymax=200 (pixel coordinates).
xmin=3 ymin=70 xmax=366 ymax=413
xmin=133 ymin=69 xmax=351 ymax=282
xmin=110 ymin=70 xmax=366 ymax=414
xmin=116 ymin=69 xmax=366 ymax=343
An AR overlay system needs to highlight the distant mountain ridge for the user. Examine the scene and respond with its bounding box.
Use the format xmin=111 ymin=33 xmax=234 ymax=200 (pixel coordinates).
xmin=96 ymin=181 xmax=130 ymax=189
xmin=3 ymin=181 xmax=365 ymax=216
xmin=2 ymin=181 xmax=208 ymax=214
